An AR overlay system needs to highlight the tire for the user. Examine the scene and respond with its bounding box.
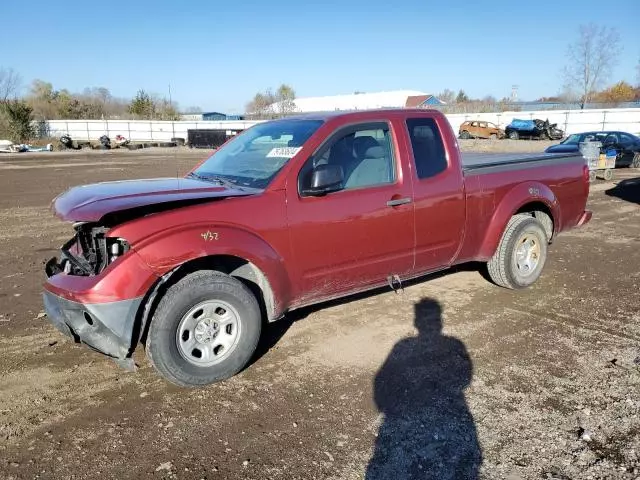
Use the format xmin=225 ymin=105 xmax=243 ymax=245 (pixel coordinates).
xmin=489 ymin=133 xmax=497 ymax=140
xmin=508 ymin=131 xmax=519 ymax=140
xmin=171 ymin=137 xmax=186 ymax=146
xmin=460 ymin=130 xmax=471 ymax=139
xmin=603 ymin=168 xmax=614 ymax=181
xmin=487 ymin=214 xmax=548 ymax=289
xmin=146 ymin=271 xmax=262 ymax=387
xmin=589 ymin=170 xmax=597 ymax=182
xmin=631 ymin=153 xmax=640 ymax=169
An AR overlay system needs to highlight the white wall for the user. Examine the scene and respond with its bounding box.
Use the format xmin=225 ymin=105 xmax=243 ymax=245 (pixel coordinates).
xmin=43 ymin=108 xmax=640 ymax=142
xmin=44 ymin=119 xmax=261 ymax=142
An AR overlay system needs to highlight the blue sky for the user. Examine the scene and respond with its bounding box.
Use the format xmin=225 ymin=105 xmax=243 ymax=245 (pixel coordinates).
xmin=1 ymin=0 xmax=638 ymax=113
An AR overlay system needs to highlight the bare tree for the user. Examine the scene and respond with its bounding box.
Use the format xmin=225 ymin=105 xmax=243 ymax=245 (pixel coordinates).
xmin=563 ymin=23 xmax=621 ymax=109
xmin=436 ymin=89 xmax=455 ymax=104
xmin=275 ymin=84 xmax=296 ymax=115
xmin=245 ymin=90 xmax=276 ymax=117
xmin=0 ymin=68 xmax=22 ymax=101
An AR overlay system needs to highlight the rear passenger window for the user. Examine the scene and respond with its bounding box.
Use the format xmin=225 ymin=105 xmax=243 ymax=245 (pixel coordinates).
xmin=406 ymin=118 xmax=448 ymax=179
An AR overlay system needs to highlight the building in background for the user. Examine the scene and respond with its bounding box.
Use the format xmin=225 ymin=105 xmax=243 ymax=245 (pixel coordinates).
xmin=202 ymin=112 xmax=230 ymax=121
xmin=405 ymin=94 xmax=446 ymax=107
xmin=180 ymin=113 xmax=203 ymax=121
xmin=267 ymin=90 xmax=443 ymax=114
xmin=181 ymin=112 xmax=246 ymax=121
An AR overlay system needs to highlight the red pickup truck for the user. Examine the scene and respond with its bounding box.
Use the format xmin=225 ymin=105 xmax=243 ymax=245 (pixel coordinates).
xmin=43 ymin=109 xmax=592 ymax=387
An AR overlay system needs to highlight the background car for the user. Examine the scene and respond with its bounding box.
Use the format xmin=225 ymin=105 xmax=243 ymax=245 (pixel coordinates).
xmin=504 ymin=118 xmax=564 ymax=140
xmin=458 ymin=121 xmax=505 ymax=139
xmin=545 ymin=131 xmax=640 ymax=168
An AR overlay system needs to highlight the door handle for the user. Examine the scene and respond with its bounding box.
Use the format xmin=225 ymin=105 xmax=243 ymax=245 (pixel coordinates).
xmin=386 ymin=197 xmax=412 ymax=207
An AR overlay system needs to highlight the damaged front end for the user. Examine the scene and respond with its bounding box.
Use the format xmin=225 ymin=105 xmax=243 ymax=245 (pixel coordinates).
xmin=45 ymin=222 xmax=130 ymax=278
xmin=42 ymin=222 xmax=153 ymax=371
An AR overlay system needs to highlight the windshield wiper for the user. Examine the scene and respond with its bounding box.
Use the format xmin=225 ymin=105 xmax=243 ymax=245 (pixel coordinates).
xmin=187 ymin=172 xmax=242 ymax=189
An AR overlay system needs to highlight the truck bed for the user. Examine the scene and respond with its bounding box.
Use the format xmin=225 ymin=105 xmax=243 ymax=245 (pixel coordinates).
xmin=461 ymin=152 xmax=583 ymax=173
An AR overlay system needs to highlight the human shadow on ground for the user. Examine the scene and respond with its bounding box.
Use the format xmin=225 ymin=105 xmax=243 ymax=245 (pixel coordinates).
xmin=605 ymin=176 xmax=640 ymax=205
xmin=365 ymin=297 xmax=482 ymax=480
xmin=248 ymin=263 xmax=490 ymax=369
xmin=248 ymin=263 xmax=491 ymax=369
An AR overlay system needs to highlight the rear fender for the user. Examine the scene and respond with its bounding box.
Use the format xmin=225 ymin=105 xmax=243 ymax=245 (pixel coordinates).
xmin=130 ymin=224 xmax=293 ymax=319
xmin=477 ymin=182 xmax=559 ymax=260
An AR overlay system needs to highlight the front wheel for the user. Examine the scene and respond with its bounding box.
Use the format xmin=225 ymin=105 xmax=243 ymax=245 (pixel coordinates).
xmin=487 ymin=214 xmax=548 ymax=289
xmin=508 ymin=131 xmax=519 ymax=140
xmin=460 ymin=130 xmax=471 ymax=139
xmin=631 ymin=153 xmax=640 ymax=169
xmin=146 ymin=271 xmax=262 ymax=387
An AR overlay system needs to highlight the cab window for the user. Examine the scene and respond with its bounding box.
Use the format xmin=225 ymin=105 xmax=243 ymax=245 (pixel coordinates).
xmin=298 ymin=122 xmax=396 ymax=194
xmin=406 ymin=118 xmax=448 ymax=180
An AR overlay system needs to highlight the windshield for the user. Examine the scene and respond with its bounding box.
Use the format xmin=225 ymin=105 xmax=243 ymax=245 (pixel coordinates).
xmin=561 ymin=134 xmax=582 ymax=144
xmin=191 ymin=119 xmax=323 ymax=189
xmin=562 ymin=132 xmax=610 ymax=145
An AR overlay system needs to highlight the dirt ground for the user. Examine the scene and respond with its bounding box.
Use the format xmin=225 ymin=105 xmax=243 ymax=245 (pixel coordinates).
xmin=0 ymin=143 xmax=639 ymax=480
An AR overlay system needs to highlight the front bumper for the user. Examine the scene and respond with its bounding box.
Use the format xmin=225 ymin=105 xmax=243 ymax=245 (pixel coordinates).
xmin=43 ymin=289 xmax=142 ymax=367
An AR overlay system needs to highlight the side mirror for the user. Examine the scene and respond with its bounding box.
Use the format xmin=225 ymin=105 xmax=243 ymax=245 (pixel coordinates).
xmin=302 ymin=164 xmax=344 ymax=196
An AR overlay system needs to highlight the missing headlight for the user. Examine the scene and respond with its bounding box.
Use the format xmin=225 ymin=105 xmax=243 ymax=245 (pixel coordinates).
xmin=54 ymin=225 xmax=131 ymax=277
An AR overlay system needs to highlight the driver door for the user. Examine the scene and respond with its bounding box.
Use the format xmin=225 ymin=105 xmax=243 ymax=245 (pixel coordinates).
xmin=285 ymin=120 xmax=415 ymax=306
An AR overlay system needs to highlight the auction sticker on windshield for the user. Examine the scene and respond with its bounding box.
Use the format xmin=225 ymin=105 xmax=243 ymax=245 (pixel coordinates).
xmin=266 ymin=147 xmax=302 ymax=158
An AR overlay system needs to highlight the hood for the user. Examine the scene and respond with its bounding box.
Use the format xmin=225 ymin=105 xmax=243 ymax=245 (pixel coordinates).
xmin=52 ymin=177 xmax=256 ymax=222
xmin=545 ymin=144 xmax=578 ymax=154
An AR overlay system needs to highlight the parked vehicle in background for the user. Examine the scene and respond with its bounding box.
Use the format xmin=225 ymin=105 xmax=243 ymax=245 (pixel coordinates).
xmin=458 ymin=120 xmax=505 ymax=139
xmin=505 ymin=119 xmax=564 ymax=140
xmin=545 ymin=131 xmax=640 ymax=168
xmin=42 ymin=109 xmax=592 ymax=387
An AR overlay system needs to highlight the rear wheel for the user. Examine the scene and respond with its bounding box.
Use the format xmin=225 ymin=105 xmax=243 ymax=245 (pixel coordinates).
xmin=508 ymin=131 xmax=519 ymax=140
xmin=489 ymin=133 xmax=498 ymax=140
xmin=631 ymin=153 xmax=640 ymax=169
xmin=603 ymin=168 xmax=614 ymax=181
xmin=487 ymin=214 xmax=548 ymax=289
xmin=146 ymin=271 xmax=262 ymax=387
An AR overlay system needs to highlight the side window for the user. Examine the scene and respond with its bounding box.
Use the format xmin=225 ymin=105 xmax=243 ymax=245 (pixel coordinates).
xmin=406 ymin=118 xmax=448 ymax=180
xmin=619 ymin=133 xmax=634 ymax=145
xmin=471 ymin=121 xmax=479 ymax=127
xmin=298 ymin=123 xmax=395 ymax=193
xmin=604 ymin=133 xmax=619 ymax=144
